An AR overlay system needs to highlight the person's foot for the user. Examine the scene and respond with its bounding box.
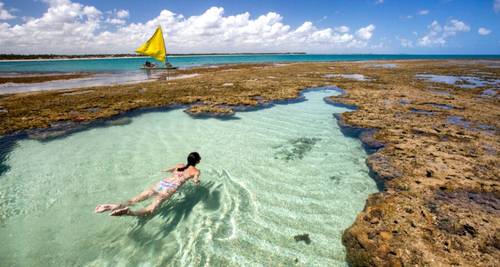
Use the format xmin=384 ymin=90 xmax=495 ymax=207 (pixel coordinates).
xmin=110 ymin=207 xmax=130 ymax=216
xmin=95 ymin=204 xmax=119 ymax=213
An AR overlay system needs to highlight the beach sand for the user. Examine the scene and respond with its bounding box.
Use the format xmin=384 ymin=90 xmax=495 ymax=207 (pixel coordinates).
xmin=0 ymin=60 xmax=499 ymax=266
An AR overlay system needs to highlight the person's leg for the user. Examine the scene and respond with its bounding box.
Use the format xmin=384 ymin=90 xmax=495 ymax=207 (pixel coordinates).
xmin=111 ymin=190 xmax=174 ymax=217
xmin=95 ymin=204 xmax=120 ymax=213
xmin=125 ymin=188 xmax=156 ymax=206
xmin=95 ymin=187 xmax=155 ymax=213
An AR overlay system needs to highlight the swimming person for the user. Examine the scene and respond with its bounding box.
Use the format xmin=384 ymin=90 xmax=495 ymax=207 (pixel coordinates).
xmin=95 ymin=152 xmax=201 ymax=217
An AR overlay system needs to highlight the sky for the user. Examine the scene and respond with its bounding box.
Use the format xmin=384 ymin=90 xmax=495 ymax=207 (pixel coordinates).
xmin=0 ymin=0 xmax=499 ymax=54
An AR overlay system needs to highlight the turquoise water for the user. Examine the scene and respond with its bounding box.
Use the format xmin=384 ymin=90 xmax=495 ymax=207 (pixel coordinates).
xmin=1 ymin=54 xmax=499 ymax=73
xmin=0 ymin=89 xmax=378 ymax=266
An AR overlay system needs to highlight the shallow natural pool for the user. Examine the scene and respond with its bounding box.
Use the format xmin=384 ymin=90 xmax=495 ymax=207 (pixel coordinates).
xmin=0 ymin=89 xmax=378 ymax=266
xmin=416 ymin=74 xmax=500 ymax=89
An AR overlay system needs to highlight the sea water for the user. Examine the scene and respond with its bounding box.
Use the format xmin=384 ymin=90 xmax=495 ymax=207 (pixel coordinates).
xmin=0 ymin=89 xmax=378 ymax=266
xmin=1 ymin=54 xmax=499 ymax=73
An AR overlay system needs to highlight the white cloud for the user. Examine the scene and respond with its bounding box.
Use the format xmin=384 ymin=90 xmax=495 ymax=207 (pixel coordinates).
xmin=478 ymin=27 xmax=491 ymax=35
xmin=375 ymin=0 xmax=384 ymax=4
xmin=0 ymin=0 xmax=102 ymax=52
xmin=444 ymin=19 xmax=470 ymax=33
xmin=116 ymin=9 xmax=129 ymax=19
xmin=335 ymin=25 xmax=349 ymax=33
xmin=0 ymin=1 xmax=377 ymax=54
xmin=107 ymin=18 xmax=125 ymax=25
xmin=495 ymin=0 xmax=500 ymax=13
xmin=105 ymin=9 xmax=129 ymax=25
xmin=356 ymin=24 xmax=375 ymax=40
xmin=417 ymin=19 xmax=470 ymax=47
xmin=397 ymin=37 xmax=413 ymax=47
xmin=0 ymin=2 xmax=15 ymax=20
xmin=418 ymin=10 xmax=429 ymax=15
xmin=404 ymin=9 xmax=429 ymax=19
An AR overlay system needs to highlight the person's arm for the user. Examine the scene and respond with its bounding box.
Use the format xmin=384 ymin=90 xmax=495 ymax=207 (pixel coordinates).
xmin=192 ymin=171 xmax=201 ymax=185
xmin=162 ymin=163 xmax=183 ymax=172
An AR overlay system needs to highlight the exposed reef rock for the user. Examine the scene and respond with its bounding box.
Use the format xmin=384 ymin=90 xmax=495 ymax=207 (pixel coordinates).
xmin=184 ymin=105 xmax=235 ymax=118
xmin=330 ymin=61 xmax=499 ymax=266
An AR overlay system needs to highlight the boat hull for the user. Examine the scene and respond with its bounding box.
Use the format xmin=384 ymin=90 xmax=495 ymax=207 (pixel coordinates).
xmin=140 ymin=67 xmax=178 ymax=70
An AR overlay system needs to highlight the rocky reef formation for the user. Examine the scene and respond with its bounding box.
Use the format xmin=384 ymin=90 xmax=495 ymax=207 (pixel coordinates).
xmin=0 ymin=60 xmax=498 ymax=265
xmin=331 ymin=61 xmax=499 ymax=266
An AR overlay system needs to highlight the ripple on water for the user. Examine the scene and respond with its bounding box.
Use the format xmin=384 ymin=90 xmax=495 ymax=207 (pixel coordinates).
xmin=0 ymin=89 xmax=377 ymax=266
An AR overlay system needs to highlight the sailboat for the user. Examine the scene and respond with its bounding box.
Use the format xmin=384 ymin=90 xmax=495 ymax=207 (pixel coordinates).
xmin=136 ymin=26 xmax=177 ymax=70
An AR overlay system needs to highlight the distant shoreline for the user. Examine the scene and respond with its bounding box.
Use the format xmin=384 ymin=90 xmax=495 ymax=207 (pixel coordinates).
xmin=0 ymin=53 xmax=499 ymax=64
xmin=0 ymin=52 xmax=306 ymax=61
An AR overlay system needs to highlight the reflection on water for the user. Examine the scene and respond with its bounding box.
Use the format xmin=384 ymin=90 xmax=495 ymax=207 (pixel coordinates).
xmin=324 ymin=73 xmax=370 ymax=81
xmin=370 ymin=63 xmax=397 ymax=68
xmin=0 ymin=89 xmax=378 ymax=266
xmin=0 ymin=71 xmax=160 ymax=94
xmin=416 ymin=74 xmax=500 ymax=89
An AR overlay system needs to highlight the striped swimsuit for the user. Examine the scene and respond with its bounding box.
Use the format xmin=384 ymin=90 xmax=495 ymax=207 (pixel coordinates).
xmin=155 ymin=170 xmax=185 ymax=193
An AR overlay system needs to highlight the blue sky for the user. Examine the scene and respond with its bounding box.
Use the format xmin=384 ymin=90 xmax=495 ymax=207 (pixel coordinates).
xmin=0 ymin=0 xmax=499 ymax=54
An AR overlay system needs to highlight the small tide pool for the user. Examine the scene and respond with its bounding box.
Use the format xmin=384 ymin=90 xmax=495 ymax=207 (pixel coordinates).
xmin=416 ymin=74 xmax=500 ymax=89
xmin=324 ymin=74 xmax=370 ymax=81
xmin=0 ymin=89 xmax=378 ymax=266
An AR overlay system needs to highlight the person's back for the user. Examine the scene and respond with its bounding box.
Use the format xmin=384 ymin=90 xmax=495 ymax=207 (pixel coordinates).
xmin=167 ymin=163 xmax=200 ymax=187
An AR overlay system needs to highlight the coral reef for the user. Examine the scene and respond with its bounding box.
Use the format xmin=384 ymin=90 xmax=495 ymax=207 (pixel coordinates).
xmin=0 ymin=60 xmax=498 ymax=266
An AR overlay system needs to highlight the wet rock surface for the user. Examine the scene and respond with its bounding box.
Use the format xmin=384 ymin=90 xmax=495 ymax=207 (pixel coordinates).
xmin=333 ymin=61 xmax=499 ymax=266
xmin=106 ymin=117 xmax=132 ymax=126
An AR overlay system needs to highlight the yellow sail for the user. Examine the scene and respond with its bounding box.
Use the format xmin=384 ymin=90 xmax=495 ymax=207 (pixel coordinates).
xmin=136 ymin=26 xmax=166 ymax=62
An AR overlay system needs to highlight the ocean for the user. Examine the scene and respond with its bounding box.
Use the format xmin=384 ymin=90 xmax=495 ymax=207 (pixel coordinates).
xmin=1 ymin=54 xmax=499 ymax=73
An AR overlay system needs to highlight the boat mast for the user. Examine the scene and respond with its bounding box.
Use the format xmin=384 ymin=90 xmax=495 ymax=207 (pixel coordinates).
xmin=159 ymin=25 xmax=170 ymax=80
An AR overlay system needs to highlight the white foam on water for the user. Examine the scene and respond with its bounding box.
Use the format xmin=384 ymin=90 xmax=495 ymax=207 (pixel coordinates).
xmin=0 ymin=89 xmax=378 ymax=266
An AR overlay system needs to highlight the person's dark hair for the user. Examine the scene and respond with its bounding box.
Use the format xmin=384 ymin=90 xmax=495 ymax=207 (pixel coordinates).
xmin=177 ymin=152 xmax=201 ymax=171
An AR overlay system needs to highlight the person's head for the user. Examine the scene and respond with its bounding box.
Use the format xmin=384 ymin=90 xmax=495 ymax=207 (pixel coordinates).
xmin=178 ymin=152 xmax=201 ymax=171
xmin=187 ymin=152 xmax=201 ymax=166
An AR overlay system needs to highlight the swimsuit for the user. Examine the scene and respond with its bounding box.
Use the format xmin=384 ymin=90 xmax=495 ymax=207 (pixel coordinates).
xmin=155 ymin=169 xmax=185 ymax=193
xmin=156 ymin=180 xmax=179 ymax=192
